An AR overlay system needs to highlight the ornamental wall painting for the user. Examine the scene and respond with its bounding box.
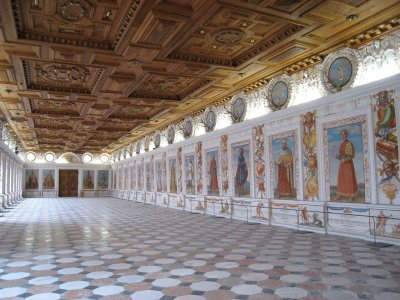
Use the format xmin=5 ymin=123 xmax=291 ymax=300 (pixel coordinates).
xmin=220 ymin=134 xmax=229 ymax=195
xmin=25 ymin=169 xmax=39 ymax=190
xmin=301 ymin=111 xmax=319 ymax=201
xmin=323 ymin=114 xmax=370 ymax=203
xmin=155 ymin=160 xmax=163 ymax=192
xmin=177 ymin=147 xmax=183 ymax=193
xmin=253 ymin=125 xmax=266 ymax=198
xmin=205 ymin=148 xmax=220 ymax=196
xmin=145 ymin=162 xmax=153 ymax=191
xmin=196 ymin=142 xmax=203 ymax=194
xmin=185 ymin=153 xmax=196 ymax=194
xmin=82 ymin=170 xmax=94 ymax=189
xmin=137 ymin=163 xmax=143 ymax=190
xmin=370 ymin=209 xmax=400 ymax=239
xmin=232 ymin=141 xmax=251 ymax=197
xmin=130 ymin=163 xmax=136 ymax=190
xmin=269 ymin=130 xmax=299 ymax=200
xmin=372 ymin=90 xmax=399 ymax=205
xmin=42 ymin=169 xmax=55 ymax=189
xmin=162 ymin=152 xmax=167 ymax=192
xmin=169 ymin=158 xmax=177 ymax=193
xmin=97 ymin=170 xmax=109 ymax=189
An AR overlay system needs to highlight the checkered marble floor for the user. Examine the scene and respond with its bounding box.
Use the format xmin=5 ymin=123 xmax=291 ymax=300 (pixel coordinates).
xmin=0 ymin=198 xmax=399 ymax=300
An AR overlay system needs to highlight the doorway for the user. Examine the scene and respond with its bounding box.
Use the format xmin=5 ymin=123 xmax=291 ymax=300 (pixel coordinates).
xmin=58 ymin=169 xmax=79 ymax=197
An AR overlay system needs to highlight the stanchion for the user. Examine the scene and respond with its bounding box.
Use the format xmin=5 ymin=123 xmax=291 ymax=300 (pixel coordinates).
xmin=366 ymin=216 xmax=393 ymax=248
xmin=294 ymin=208 xmax=312 ymax=234
xmin=190 ymin=197 xmax=200 ymax=214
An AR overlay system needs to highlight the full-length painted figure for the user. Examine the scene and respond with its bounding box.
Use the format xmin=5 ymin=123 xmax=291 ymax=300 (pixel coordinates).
xmin=209 ymin=155 xmax=219 ymax=194
xmin=276 ymin=140 xmax=294 ymax=197
xmin=170 ymin=161 xmax=177 ymax=193
xmin=336 ymin=129 xmax=358 ymax=200
xmin=235 ymin=148 xmax=248 ymax=196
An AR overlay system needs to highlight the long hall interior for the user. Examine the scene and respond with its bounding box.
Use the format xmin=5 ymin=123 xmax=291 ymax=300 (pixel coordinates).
xmin=1 ymin=0 xmax=400 ymax=299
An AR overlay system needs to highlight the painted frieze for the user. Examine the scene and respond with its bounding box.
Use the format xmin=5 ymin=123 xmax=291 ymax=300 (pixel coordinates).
xmin=220 ymin=134 xmax=229 ymax=196
xmin=253 ymin=125 xmax=266 ymax=198
xmin=196 ymin=142 xmax=203 ymax=194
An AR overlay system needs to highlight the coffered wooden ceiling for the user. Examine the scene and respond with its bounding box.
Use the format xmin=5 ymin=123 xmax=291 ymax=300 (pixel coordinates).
xmin=0 ymin=0 xmax=399 ymax=154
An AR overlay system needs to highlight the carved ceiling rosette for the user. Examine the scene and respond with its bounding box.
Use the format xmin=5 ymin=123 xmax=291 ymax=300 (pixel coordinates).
xmin=57 ymin=0 xmax=91 ymax=22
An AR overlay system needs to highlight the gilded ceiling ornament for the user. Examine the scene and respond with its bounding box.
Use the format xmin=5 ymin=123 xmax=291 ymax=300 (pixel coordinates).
xmin=57 ymin=0 xmax=90 ymax=21
xmin=213 ymin=29 xmax=244 ymax=45
xmin=36 ymin=64 xmax=90 ymax=86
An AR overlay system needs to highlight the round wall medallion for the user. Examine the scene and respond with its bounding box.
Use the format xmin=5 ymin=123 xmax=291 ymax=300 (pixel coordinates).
xmin=26 ymin=152 xmax=36 ymax=162
xmin=321 ymin=48 xmax=359 ymax=94
xmin=230 ymin=96 xmax=247 ymax=123
xmin=100 ymin=153 xmax=110 ymax=163
xmin=167 ymin=126 xmax=175 ymax=144
xmin=82 ymin=152 xmax=93 ymax=163
xmin=45 ymin=152 xmax=55 ymax=162
xmin=203 ymin=108 xmax=216 ymax=132
xmin=57 ymin=0 xmax=90 ymax=21
xmin=144 ymin=137 xmax=150 ymax=152
xmin=136 ymin=142 xmax=141 ymax=154
xmin=153 ymin=132 xmax=161 ymax=148
xmin=214 ymin=29 xmax=243 ymax=45
xmin=183 ymin=118 xmax=193 ymax=139
xmin=266 ymin=75 xmax=293 ymax=111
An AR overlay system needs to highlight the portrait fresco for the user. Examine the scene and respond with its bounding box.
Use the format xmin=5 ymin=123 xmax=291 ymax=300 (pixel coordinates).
xmin=185 ymin=154 xmax=195 ymax=194
xmin=372 ymin=90 xmax=399 ymax=205
xmin=169 ymin=158 xmax=177 ymax=193
xmin=25 ymin=169 xmax=39 ymax=190
xmin=323 ymin=115 xmax=369 ymax=203
xmin=269 ymin=130 xmax=298 ymax=200
xmin=205 ymin=148 xmax=220 ymax=196
xmin=83 ymin=170 xmax=94 ymax=189
xmin=232 ymin=141 xmax=251 ymax=197
xmin=42 ymin=169 xmax=55 ymax=189
xmin=97 ymin=170 xmax=109 ymax=189
xmin=155 ymin=160 xmax=163 ymax=192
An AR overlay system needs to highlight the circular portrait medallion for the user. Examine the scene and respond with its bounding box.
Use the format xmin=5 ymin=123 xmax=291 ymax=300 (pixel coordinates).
xmin=167 ymin=126 xmax=175 ymax=144
xmin=204 ymin=108 xmax=216 ymax=132
xmin=153 ymin=132 xmax=161 ymax=149
xmin=266 ymin=75 xmax=292 ymax=111
xmin=183 ymin=118 xmax=193 ymax=139
xmin=230 ymin=97 xmax=246 ymax=123
xmin=322 ymin=48 xmax=359 ymax=94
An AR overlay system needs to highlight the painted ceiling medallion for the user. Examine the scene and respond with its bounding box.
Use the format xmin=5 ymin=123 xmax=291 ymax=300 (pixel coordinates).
xmin=57 ymin=0 xmax=90 ymax=21
xmin=321 ymin=48 xmax=359 ymax=94
xmin=36 ymin=64 xmax=89 ymax=86
xmin=213 ymin=29 xmax=244 ymax=45
xmin=266 ymin=74 xmax=293 ymax=111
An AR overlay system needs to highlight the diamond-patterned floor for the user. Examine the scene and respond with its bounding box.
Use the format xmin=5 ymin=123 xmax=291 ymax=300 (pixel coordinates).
xmin=0 ymin=197 xmax=399 ymax=300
